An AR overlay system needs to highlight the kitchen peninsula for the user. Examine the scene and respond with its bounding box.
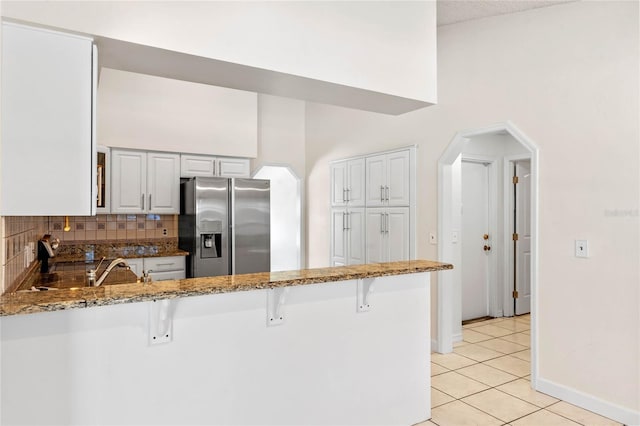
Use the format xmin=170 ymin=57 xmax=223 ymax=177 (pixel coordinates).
xmin=1 ymin=260 xmax=451 ymax=425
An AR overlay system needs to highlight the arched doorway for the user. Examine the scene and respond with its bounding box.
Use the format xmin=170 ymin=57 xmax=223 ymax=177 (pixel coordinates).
xmin=437 ymin=121 xmax=540 ymax=386
xmin=253 ymin=164 xmax=302 ymax=271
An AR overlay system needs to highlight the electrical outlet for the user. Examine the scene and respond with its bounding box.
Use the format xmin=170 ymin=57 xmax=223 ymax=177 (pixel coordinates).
xmin=575 ymin=240 xmax=589 ymax=258
xmin=429 ymin=232 xmax=437 ymax=244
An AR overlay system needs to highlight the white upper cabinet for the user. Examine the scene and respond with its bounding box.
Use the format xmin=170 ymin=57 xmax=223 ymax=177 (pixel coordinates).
xmin=330 ymin=158 xmax=365 ymax=207
xmin=366 ymin=150 xmax=410 ymax=207
xmin=111 ymin=149 xmax=179 ymax=214
xmin=111 ymin=150 xmax=147 ymax=213
xmin=180 ymin=154 xmax=216 ymax=177
xmin=218 ymin=157 xmax=250 ymax=177
xmin=1 ymin=22 xmax=95 ymax=215
xmin=147 ymin=152 xmax=180 ymax=213
xmin=180 ymin=154 xmax=250 ymax=178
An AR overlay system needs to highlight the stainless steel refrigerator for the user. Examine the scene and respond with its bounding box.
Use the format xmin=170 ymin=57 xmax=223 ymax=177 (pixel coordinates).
xmin=179 ymin=177 xmax=270 ymax=278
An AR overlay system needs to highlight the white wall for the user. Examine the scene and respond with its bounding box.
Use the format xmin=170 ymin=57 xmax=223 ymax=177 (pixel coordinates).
xmin=305 ymin=0 xmax=639 ymax=419
xmin=1 ymin=1 xmax=437 ymax=112
xmin=97 ymin=68 xmax=258 ymax=157
xmin=253 ymin=95 xmax=306 ymax=179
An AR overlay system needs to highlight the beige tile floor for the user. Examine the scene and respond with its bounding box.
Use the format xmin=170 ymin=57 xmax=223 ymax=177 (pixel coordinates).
xmin=416 ymin=315 xmax=622 ymax=426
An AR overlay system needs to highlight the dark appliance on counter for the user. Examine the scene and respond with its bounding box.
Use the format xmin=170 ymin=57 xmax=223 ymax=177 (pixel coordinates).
xmin=179 ymin=177 xmax=270 ymax=278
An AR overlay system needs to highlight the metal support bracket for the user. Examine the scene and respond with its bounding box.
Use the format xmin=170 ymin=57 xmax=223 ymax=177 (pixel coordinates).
xmin=267 ymin=287 xmax=289 ymax=326
xmin=149 ymin=299 xmax=174 ymax=345
xmin=357 ymin=278 xmax=376 ymax=313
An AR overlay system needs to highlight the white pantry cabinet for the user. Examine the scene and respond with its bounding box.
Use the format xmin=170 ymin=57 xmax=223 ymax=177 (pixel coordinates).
xmin=111 ymin=149 xmax=180 ymax=214
xmin=180 ymin=154 xmax=250 ymax=178
xmin=330 ymin=207 xmax=365 ymax=266
xmin=330 ymin=158 xmax=365 ymax=207
xmin=1 ymin=22 xmax=96 ymax=215
xmin=365 ymin=207 xmax=410 ymax=263
xmin=365 ymin=150 xmax=410 ymax=207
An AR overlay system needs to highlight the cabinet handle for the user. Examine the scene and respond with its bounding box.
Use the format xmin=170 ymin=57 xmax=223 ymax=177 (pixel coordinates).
xmin=380 ymin=213 xmax=384 ymax=233
xmin=385 ymin=186 xmax=390 ymax=201
xmin=380 ymin=186 xmax=384 ymax=202
xmin=346 ymin=188 xmax=350 ymax=202
xmin=386 ymin=213 xmax=390 ymax=233
xmin=342 ymin=212 xmax=346 ymax=231
xmin=149 ymin=194 xmax=152 ymax=209
xmin=141 ymin=194 xmax=145 ymax=210
xmin=343 ymin=188 xmax=347 ymax=203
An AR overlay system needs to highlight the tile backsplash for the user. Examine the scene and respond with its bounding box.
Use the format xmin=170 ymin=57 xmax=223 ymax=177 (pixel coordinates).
xmin=1 ymin=214 xmax=177 ymax=293
xmin=1 ymin=216 xmax=47 ymax=293
xmin=49 ymin=214 xmax=178 ymax=242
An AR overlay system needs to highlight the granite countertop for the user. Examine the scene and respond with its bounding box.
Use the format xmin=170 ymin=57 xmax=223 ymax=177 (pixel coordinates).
xmin=0 ymin=260 xmax=453 ymax=317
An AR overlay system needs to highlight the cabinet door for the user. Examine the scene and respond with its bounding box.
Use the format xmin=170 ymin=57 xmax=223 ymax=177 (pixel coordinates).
xmin=347 ymin=208 xmax=365 ymax=265
xmin=218 ymin=158 xmax=250 ymax=177
xmin=1 ymin=23 xmax=94 ymax=215
xmin=330 ymin=208 xmax=347 ymax=266
xmin=111 ymin=150 xmax=146 ymax=213
xmin=387 ymin=150 xmax=410 ymax=206
xmin=365 ymin=208 xmax=386 ymax=263
xmin=126 ymin=258 xmax=144 ymax=279
xmin=330 ymin=161 xmax=347 ymax=206
xmin=148 ymin=152 xmax=180 ymax=213
xmin=365 ymin=154 xmax=386 ymax=207
xmin=180 ymin=154 xmax=215 ymax=177
xmin=387 ymin=207 xmax=410 ymax=261
xmin=347 ymin=159 xmax=365 ymax=206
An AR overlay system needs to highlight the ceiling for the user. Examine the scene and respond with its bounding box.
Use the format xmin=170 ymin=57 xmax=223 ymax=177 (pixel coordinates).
xmin=437 ymin=0 xmax=576 ymax=26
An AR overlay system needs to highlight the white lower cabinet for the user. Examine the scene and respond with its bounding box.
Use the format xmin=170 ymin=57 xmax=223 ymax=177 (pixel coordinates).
xmin=145 ymin=256 xmax=186 ymax=281
xmin=125 ymin=258 xmax=144 ymax=278
xmin=330 ymin=207 xmax=365 ymax=266
xmin=126 ymin=256 xmax=186 ymax=280
xmin=365 ymin=207 xmax=410 ymax=263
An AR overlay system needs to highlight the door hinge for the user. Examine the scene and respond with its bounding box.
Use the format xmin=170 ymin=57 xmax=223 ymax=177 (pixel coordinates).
xmin=512 ymin=290 xmax=519 ymax=299
xmin=512 ymin=233 xmax=519 ymax=241
xmin=513 ymin=176 xmax=519 ymax=184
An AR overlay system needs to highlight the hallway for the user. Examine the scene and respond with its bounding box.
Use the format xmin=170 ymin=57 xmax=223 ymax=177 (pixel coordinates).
xmin=421 ymin=316 xmax=621 ymax=425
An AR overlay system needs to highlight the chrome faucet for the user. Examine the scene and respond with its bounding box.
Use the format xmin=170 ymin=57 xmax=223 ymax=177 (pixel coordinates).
xmin=94 ymin=258 xmax=130 ymax=287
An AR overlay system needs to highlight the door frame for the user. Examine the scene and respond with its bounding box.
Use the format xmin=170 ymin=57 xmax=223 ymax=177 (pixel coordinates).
xmin=461 ymin=155 xmax=500 ymax=323
xmin=437 ymin=121 xmax=539 ymax=387
xmin=503 ymin=155 xmax=532 ymax=317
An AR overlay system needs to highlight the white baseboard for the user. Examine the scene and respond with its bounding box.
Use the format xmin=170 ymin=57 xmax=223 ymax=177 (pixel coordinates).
xmin=536 ymin=377 xmax=640 ymax=426
xmin=452 ymin=332 xmax=462 ymax=343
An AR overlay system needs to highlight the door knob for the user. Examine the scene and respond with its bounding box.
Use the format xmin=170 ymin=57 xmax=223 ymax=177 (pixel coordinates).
xmin=483 ymin=234 xmax=489 ymax=240
xmin=483 ymin=245 xmax=491 ymax=251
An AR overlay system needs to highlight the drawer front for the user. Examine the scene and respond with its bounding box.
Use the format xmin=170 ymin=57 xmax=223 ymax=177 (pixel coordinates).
xmin=148 ymin=270 xmax=185 ymax=282
xmin=144 ymin=256 xmax=186 ymax=272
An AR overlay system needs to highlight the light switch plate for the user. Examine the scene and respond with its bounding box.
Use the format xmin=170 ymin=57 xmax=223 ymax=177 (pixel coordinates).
xmin=575 ymin=240 xmax=589 ymax=258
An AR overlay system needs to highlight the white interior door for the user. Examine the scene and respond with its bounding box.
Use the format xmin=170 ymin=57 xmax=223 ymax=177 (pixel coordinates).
xmin=514 ymin=160 xmax=532 ymax=315
xmin=461 ymin=161 xmax=490 ymax=321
